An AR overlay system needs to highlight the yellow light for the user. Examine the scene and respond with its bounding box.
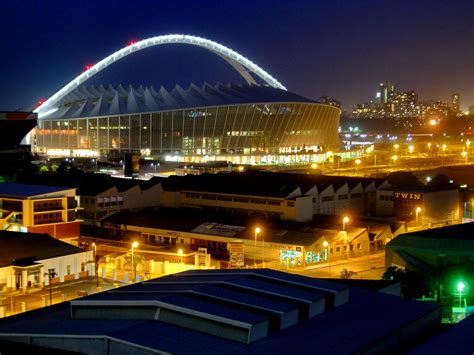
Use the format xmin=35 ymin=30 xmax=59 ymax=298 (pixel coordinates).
xmin=467 ymin=140 xmax=471 ymax=147
xmin=416 ymin=207 xmax=422 ymax=213
xmin=343 ymin=216 xmax=350 ymax=224
xmin=327 ymin=151 xmax=333 ymax=157
xmin=442 ymin=144 xmax=447 ymax=151
xmin=255 ymin=227 xmax=261 ymax=234
xmin=462 ymin=151 xmax=467 ymax=158
xmin=394 ymin=144 xmax=399 ymax=150
xmin=132 ymin=241 xmax=139 ymax=248
xmin=238 ymin=166 xmax=244 ymax=172
xmin=391 ymin=155 xmax=398 ymax=161
xmin=311 ymin=163 xmax=318 ymax=169
xmin=178 ymin=249 xmax=183 ymax=255
xmin=429 ymin=119 xmax=437 ymax=126
xmin=427 ymin=142 xmax=432 ymax=148
xmin=355 ymin=159 xmax=361 ymax=165
xmin=408 ymin=145 xmax=414 ymax=153
xmin=322 ymin=241 xmax=329 ymax=248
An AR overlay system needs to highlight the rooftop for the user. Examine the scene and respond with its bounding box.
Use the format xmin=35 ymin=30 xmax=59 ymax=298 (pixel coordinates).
xmin=0 ymin=231 xmax=86 ymax=268
xmin=0 ymin=269 xmax=441 ymax=354
xmin=0 ymin=182 xmax=73 ymax=198
xmin=43 ymin=83 xmax=321 ymax=119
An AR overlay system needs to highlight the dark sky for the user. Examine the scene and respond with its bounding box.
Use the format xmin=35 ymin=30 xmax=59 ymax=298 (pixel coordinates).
xmin=1 ymin=0 xmax=473 ymax=111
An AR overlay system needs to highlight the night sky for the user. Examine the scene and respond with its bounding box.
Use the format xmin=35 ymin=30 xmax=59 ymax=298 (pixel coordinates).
xmin=1 ymin=0 xmax=472 ymax=111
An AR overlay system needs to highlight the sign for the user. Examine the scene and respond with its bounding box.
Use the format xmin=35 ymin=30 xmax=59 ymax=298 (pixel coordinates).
xmin=394 ymin=192 xmax=422 ymax=200
xmin=229 ymin=241 xmax=244 ymax=268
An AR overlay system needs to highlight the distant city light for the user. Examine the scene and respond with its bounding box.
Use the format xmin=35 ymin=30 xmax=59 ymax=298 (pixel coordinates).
xmin=429 ymin=119 xmax=437 ymax=126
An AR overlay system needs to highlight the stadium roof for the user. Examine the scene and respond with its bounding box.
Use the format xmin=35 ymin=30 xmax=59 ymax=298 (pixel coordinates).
xmin=42 ymin=83 xmax=319 ymax=120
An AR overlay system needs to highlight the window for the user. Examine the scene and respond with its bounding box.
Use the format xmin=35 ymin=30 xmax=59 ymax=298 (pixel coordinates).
xmin=351 ymin=193 xmax=362 ymax=199
xmin=66 ymin=265 xmax=71 ymax=275
xmin=81 ymin=263 xmax=85 ymax=272
xmin=287 ymin=201 xmax=295 ymax=207
xmin=357 ymin=243 xmax=361 ymax=250
xmin=322 ymin=196 xmax=333 ymax=202
xmin=338 ymin=194 xmax=348 ymax=200
xmin=312 ymin=198 xmax=316 ymax=203
xmin=336 ymin=247 xmax=340 ymax=252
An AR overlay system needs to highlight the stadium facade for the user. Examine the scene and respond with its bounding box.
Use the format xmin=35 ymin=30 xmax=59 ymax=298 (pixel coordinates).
xmin=35 ymin=83 xmax=340 ymax=163
xmin=33 ymin=34 xmax=340 ymax=163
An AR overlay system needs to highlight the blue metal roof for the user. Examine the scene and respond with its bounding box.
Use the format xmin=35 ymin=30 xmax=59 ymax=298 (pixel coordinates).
xmin=0 ymin=182 xmax=73 ymax=198
xmin=42 ymin=83 xmax=317 ymax=120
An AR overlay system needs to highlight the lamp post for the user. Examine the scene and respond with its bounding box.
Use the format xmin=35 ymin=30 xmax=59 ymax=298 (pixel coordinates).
xmin=92 ymin=242 xmax=99 ymax=288
xmin=342 ymin=216 xmax=350 ymax=231
xmin=131 ymin=241 xmax=139 ymax=283
xmin=254 ymin=227 xmax=261 ymax=267
xmin=44 ymin=269 xmax=56 ymax=306
xmin=461 ymin=151 xmax=468 ymax=164
xmin=178 ymin=249 xmax=183 ymax=264
xmin=457 ymin=282 xmax=465 ymax=307
xmin=323 ymin=241 xmax=330 ymax=276
xmin=415 ymin=207 xmax=422 ymax=226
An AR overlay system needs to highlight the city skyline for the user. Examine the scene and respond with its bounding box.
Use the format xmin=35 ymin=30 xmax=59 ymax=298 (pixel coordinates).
xmin=1 ymin=0 xmax=473 ymax=111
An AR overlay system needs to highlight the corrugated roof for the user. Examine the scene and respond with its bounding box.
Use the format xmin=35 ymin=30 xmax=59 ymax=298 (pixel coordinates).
xmin=42 ymin=83 xmax=316 ymax=119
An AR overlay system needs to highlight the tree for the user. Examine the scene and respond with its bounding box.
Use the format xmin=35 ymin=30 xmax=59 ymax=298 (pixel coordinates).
xmin=426 ymin=174 xmax=455 ymax=190
xmin=387 ymin=171 xmax=423 ymax=188
xmin=340 ymin=268 xmax=357 ymax=279
xmin=123 ymin=253 xmax=147 ymax=273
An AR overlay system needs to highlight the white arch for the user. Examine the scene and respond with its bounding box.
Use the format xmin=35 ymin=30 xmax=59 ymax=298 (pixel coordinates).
xmin=35 ymin=34 xmax=286 ymax=117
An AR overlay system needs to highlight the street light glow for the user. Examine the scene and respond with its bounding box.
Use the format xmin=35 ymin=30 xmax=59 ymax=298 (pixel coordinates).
xmin=132 ymin=241 xmax=139 ymax=249
xmin=457 ymin=282 xmax=465 ymax=293
xmin=355 ymin=159 xmax=361 ymax=165
xmin=323 ymin=240 xmax=329 ymax=248
xmin=408 ymin=145 xmax=414 ymax=153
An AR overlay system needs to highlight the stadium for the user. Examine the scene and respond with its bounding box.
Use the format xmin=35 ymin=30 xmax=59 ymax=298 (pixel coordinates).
xmin=34 ymin=34 xmax=340 ymax=163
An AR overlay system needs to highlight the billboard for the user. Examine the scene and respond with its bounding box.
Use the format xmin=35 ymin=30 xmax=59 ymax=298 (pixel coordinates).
xmin=229 ymin=240 xmax=244 ymax=268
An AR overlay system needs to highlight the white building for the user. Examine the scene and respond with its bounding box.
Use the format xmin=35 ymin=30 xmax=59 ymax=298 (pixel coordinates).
xmin=0 ymin=231 xmax=93 ymax=291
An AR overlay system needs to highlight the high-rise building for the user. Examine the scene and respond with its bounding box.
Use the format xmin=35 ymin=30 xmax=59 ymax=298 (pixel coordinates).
xmin=451 ymin=93 xmax=460 ymax=113
xmin=379 ymin=82 xmax=396 ymax=104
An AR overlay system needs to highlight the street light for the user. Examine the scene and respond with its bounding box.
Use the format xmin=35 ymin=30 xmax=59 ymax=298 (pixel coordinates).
xmin=311 ymin=162 xmax=318 ymax=170
xmin=408 ymin=145 xmax=414 ymax=153
xmin=391 ymin=155 xmax=398 ymax=163
xmin=461 ymin=151 xmax=468 ymax=164
xmin=178 ymin=248 xmax=183 ymax=264
xmin=355 ymin=159 xmax=361 ymax=166
xmin=415 ymin=207 xmax=422 ymax=226
xmin=457 ymin=282 xmax=465 ymax=307
xmin=254 ymin=227 xmax=261 ymax=267
xmin=323 ymin=240 xmax=330 ymax=276
xmin=131 ymin=241 xmax=139 ymax=283
xmin=342 ymin=216 xmax=350 ymax=231
xmin=394 ymin=144 xmax=399 ymax=151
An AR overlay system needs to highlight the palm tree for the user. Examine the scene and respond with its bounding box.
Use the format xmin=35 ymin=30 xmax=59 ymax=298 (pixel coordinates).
xmin=123 ymin=252 xmax=147 ymax=281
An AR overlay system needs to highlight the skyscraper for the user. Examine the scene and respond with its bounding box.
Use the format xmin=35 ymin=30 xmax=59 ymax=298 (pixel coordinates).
xmin=379 ymin=82 xmax=396 ymax=104
xmin=451 ymin=93 xmax=460 ymax=113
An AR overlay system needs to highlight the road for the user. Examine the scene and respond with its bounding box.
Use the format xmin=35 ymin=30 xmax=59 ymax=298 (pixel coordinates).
xmin=293 ymin=252 xmax=386 ymax=280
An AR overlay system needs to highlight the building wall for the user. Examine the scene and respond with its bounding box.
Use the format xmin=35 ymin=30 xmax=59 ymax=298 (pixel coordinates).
xmin=0 ymin=188 xmax=80 ymax=238
xmin=376 ymin=190 xmax=394 ymax=216
xmin=0 ymin=250 xmax=93 ymax=290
